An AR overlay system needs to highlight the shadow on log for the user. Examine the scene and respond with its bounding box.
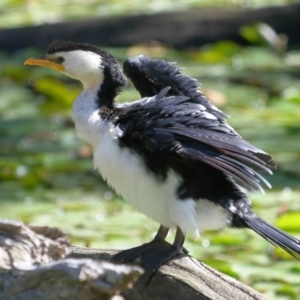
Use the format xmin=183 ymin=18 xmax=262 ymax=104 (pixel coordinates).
xmin=0 ymin=3 xmax=300 ymax=52
xmin=0 ymin=219 xmax=268 ymax=300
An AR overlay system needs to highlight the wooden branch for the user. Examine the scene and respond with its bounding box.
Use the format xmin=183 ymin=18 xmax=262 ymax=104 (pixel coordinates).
xmin=0 ymin=219 xmax=268 ymax=299
xmin=69 ymin=246 xmax=268 ymax=300
xmin=0 ymin=3 xmax=300 ymax=52
xmin=0 ymin=219 xmax=142 ymax=300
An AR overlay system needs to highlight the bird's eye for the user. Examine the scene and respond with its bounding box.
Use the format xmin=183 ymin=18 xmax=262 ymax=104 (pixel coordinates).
xmin=56 ymin=57 xmax=65 ymax=63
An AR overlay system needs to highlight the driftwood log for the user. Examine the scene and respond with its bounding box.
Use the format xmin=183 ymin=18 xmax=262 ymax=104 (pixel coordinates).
xmin=0 ymin=219 xmax=268 ymax=300
xmin=0 ymin=219 xmax=142 ymax=300
xmin=0 ymin=3 xmax=300 ymax=53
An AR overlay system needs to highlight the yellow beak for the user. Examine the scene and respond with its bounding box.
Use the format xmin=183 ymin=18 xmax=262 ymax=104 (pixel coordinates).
xmin=24 ymin=57 xmax=65 ymax=72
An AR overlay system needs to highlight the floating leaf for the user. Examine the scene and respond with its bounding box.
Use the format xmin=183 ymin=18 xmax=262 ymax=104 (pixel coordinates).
xmin=276 ymin=212 xmax=300 ymax=232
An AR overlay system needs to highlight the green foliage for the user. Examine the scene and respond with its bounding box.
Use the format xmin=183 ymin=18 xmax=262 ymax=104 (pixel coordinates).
xmin=1 ymin=0 xmax=298 ymax=29
xmin=276 ymin=212 xmax=300 ymax=232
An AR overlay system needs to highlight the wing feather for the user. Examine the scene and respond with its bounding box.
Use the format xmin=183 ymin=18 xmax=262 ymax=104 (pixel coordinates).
xmin=117 ymin=56 xmax=276 ymax=192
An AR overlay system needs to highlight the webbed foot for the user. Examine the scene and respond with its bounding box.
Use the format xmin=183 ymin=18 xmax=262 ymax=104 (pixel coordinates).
xmin=112 ymin=226 xmax=186 ymax=284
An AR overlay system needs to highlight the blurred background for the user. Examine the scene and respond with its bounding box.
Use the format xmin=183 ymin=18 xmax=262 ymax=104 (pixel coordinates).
xmin=1 ymin=1 xmax=300 ymax=299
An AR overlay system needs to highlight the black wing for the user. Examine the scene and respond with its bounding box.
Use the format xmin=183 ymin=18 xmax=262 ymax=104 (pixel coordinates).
xmin=117 ymin=57 xmax=276 ymax=193
xmin=123 ymin=55 xmax=226 ymax=119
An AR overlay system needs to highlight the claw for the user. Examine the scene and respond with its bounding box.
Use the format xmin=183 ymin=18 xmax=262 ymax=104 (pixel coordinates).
xmin=112 ymin=226 xmax=187 ymax=285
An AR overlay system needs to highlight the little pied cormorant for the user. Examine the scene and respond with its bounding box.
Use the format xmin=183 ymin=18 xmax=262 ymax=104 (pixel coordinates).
xmin=25 ymin=40 xmax=300 ymax=281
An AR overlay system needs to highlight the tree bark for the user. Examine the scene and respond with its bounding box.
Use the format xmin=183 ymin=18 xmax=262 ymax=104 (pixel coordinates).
xmin=0 ymin=219 xmax=142 ymax=300
xmin=69 ymin=246 xmax=268 ymax=300
xmin=0 ymin=219 xmax=268 ymax=300
xmin=0 ymin=3 xmax=300 ymax=52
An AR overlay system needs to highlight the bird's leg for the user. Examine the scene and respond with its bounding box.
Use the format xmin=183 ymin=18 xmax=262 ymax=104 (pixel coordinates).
xmin=112 ymin=226 xmax=188 ymax=284
xmin=153 ymin=225 xmax=169 ymax=241
xmin=112 ymin=225 xmax=170 ymax=263
xmin=139 ymin=226 xmax=186 ymax=284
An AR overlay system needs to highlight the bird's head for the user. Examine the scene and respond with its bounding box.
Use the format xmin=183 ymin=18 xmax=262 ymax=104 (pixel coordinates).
xmin=25 ymin=40 xmax=126 ymax=93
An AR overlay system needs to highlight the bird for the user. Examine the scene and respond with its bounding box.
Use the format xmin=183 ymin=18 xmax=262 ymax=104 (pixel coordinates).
xmin=25 ymin=40 xmax=300 ymax=281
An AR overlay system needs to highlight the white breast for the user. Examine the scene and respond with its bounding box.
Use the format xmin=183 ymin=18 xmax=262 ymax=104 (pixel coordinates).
xmin=93 ymin=132 xmax=230 ymax=236
xmin=72 ymin=91 xmax=230 ymax=237
xmin=93 ymin=128 xmax=180 ymax=228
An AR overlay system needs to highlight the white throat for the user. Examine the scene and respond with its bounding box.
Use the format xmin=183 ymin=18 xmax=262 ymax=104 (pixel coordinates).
xmin=72 ymin=87 xmax=105 ymax=146
xmin=67 ymin=50 xmax=107 ymax=145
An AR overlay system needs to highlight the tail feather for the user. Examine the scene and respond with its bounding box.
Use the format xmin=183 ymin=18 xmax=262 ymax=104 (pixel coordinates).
xmin=243 ymin=216 xmax=300 ymax=259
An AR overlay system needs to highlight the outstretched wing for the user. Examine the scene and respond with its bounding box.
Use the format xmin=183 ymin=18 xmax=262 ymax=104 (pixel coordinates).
xmin=123 ymin=55 xmax=225 ymax=119
xmin=117 ymin=57 xmax=276 ymax=193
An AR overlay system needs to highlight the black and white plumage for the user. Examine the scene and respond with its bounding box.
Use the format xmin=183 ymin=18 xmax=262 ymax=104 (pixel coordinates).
xmin=25 ymin=40 xmax=300 ymax=279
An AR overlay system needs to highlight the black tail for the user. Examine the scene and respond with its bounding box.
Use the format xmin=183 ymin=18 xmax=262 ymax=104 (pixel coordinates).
xmin=243 ymin=216 xmax=300 ymax=259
